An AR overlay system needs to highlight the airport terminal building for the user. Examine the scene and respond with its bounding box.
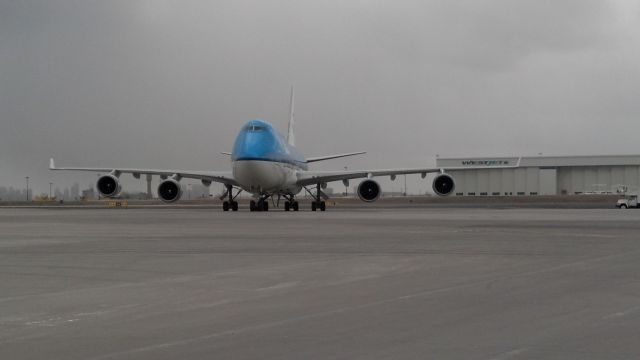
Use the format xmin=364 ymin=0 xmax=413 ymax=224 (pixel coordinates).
xmin=436 ymin=155 xmax=640 ymax=196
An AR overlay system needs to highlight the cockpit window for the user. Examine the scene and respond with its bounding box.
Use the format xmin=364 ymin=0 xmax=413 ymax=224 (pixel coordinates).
xmin=245 ymin=125 xmax=266 ymax=132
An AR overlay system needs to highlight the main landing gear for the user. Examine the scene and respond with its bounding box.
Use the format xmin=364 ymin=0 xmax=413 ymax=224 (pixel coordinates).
xmin=305 ymin=183 xmax=326 ymax=212
xmin=311 ymin=201 xmax=326 ymax=212
xmin=222 ymin=184 xmax=241 ymax=212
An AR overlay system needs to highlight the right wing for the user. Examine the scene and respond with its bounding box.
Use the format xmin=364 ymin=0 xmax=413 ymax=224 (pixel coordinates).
xmin=49 ymin=158 xmax=238 ymax=186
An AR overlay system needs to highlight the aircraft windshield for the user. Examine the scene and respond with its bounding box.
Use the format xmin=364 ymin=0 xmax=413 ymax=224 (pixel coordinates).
xmin=245 ymin=125 xmax=266 ymax=132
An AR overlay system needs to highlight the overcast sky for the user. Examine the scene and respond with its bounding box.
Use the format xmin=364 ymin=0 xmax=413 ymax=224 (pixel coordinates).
xmin=1 ymin=0 xmax=640 ymax=195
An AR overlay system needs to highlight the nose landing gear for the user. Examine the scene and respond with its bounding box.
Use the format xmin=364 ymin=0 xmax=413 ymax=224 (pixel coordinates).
xmin=250 ymin=194 xmax=272 ymax=212
xmin=283 ymin=194 xmax=299 ymax=212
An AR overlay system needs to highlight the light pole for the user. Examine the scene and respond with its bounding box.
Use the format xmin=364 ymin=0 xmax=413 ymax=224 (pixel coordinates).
xmin=344 ymin=166 xmax=348 ymax=196
xmin=404 ymin=174 xmax=407 ymax=196
xmin=25 ymin=176 xmax=30 ymax=202
xmin=49 ymin=182 xmax=53 ymax=200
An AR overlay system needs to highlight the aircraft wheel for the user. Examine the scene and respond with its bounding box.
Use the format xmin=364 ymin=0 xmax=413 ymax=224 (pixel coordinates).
xmin=284 ymin=201 xmax=290 ymax=211
xmin=320 ymin=201 xmax=326 ymax=211
xmin=292 ymin=202 xmax=299 ymax=211
xmin=231 ymin=201 xmax=238 ymax=211
xmin=263 ymin=201 xmax=269 ymax=211
xmin=223 ymin=201 xmax=229 ymax=212
xmin=311 ymin=202 xmax=317 ymax=212
xmin=250 ymin=200 xmax=257 ymax=212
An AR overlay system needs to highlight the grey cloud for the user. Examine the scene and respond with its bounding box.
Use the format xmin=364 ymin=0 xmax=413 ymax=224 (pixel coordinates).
xmin=0 ymin=0 xmax=638 ymax=195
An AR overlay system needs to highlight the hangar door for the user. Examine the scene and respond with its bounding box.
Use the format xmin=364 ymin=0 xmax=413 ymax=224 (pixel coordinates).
xmin=539 ymin=168 xmax=557 ymax=195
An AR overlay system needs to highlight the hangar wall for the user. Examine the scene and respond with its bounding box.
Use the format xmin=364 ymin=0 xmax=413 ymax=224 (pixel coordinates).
xmin=436 ymin=156 xmax=640 ymax=196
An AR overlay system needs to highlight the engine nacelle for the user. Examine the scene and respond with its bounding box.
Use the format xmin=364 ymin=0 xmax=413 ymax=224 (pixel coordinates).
xmin=432 ymin=173 xmax=455 ymax=196
xmin=96 ymin=175 xmax=121 ymax=198
xmin=357 ymin=179 xmax=381 ymax=202
xmin=157 ymin=179 xmax=182 ymax=203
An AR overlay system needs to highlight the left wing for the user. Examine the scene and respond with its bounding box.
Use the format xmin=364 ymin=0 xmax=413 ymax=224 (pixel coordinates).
xmin=296 ymin=158 xmax=523 ymax=186
xmin=296 ymin=167 xmax=441 ymax=186
xmin=49 ymin=158 xmax=238 ymax=186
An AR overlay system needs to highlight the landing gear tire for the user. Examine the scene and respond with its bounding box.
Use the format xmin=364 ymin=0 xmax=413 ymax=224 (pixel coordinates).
xmin=250 ymin=200 xmax=257 ymax=212
xmin=312 ymin=201 xmax=325 ymax=212
xmin=262 ymin=201 xmax=269 ymax=212
xmin=284 ymin=201 xmax=291 ymax=211
xmin=309 ymin=183 xmax=328 ymax=212
xmin=223 ymin=185 xmax=243 ymax=212
xmin=292 ymin=201 xmax=299 ymax=211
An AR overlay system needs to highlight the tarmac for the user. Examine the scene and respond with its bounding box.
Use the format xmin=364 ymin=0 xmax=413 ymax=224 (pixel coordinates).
xmin=1 ymin=205 xmax=639 ymax=359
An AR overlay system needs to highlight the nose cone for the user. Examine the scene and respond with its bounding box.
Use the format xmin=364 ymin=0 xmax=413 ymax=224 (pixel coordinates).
xmin=232 ymin=159 xmax=284 ymax=193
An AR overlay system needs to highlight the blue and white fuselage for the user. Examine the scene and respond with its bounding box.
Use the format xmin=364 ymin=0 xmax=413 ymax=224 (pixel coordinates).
xmin=232 ymin=119 xmax=306 ymax=196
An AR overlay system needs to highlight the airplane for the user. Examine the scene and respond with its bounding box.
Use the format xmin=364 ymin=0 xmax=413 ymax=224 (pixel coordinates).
xmin=49 ymin=89 xmax=509 ymax=212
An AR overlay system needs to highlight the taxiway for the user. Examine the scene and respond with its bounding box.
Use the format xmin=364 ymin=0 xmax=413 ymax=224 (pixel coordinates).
xmin=1 ymin=207 xmax=639 ymax=359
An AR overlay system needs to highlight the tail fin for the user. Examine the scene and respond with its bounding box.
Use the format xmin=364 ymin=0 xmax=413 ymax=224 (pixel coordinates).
xmin=287 ymin=86 xmax=295 ymax=146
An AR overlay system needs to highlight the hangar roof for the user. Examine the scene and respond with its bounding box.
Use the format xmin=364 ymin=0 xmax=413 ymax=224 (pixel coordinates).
xmin=436 ymin=155 xmax=640 ymax=168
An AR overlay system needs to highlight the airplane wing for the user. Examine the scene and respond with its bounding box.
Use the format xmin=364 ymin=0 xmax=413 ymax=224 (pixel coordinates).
xmin=296 ymin=168 xmax=442 ymax=186
xmin=296 ymin=158 xmax=522 ymax=186
xmin=49 ymin=158 xmax=238 ymax=186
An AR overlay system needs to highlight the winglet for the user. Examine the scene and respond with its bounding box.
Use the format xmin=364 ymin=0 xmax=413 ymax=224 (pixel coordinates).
xmin=287 ymin=86 xmax=295 ymax=146
xmin=49 ymin=158 xmax=56 ymax=170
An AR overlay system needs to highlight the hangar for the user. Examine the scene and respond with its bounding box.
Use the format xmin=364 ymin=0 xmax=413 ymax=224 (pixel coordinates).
xmin=436 ymin=155 xmax=640 ymax=196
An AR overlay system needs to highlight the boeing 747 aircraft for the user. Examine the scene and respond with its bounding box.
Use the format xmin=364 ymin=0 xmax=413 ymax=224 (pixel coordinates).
xmin=50 ymin=90 xmax=499 ymax=212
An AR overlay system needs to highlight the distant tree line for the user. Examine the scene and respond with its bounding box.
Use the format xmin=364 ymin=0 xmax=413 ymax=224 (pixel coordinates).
xmin=0 ymin=183 xmax=83 ymax=201
xmin=0 ymin=187 xmax=30 ymax=201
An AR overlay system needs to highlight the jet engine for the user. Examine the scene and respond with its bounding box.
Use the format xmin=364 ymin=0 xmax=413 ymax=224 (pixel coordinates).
xmin=432 ymin=173 xmax=455 ymax=196
xmin=357 ymin=179 xmax=381 ymax=202
xmin=157 ymin=179 xmax=182 ymax=203
xmin=96 ymin=174 xmax=121 ymax=198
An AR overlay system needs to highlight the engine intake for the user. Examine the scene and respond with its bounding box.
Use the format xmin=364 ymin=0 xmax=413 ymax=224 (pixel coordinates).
xmin=96 ymin=175 xmax=121 ymax=198
xmin=357 ymin=179 xmax=381 ymax=202
xmin=432 ymin=173 xmax=455 ymax=196
xmin=157 ymin=179 xmax=182 ymax=203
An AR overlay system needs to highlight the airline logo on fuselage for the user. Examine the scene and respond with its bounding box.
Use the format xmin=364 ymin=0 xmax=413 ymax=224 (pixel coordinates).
xmin=461 ymin=160 xmax=510 ymax=166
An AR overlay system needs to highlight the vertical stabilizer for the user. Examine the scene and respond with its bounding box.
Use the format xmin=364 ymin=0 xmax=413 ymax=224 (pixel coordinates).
xmin=287 ymin=86 xmax=295 ymax=146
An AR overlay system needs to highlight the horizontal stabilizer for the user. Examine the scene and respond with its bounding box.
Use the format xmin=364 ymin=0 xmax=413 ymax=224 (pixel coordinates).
xmin=306 ymin=151 xmax=366 ymax=163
